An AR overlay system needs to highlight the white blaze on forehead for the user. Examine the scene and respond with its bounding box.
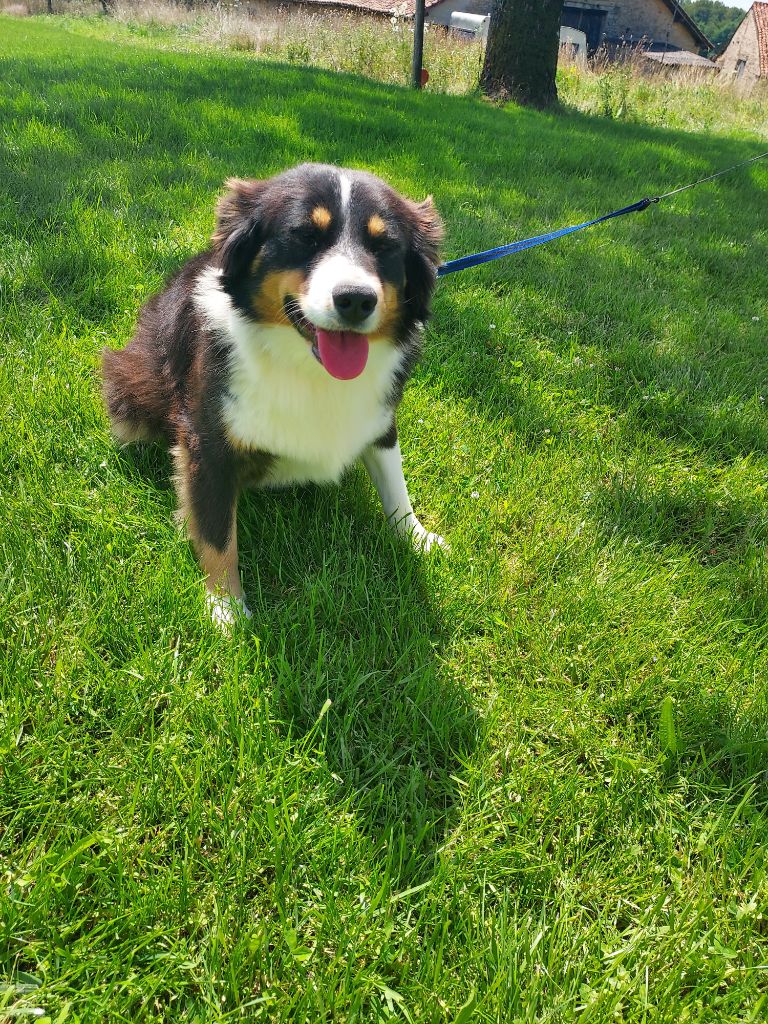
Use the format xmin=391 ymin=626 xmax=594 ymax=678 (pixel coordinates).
xmin=302 ymin=251 xmax=383 ymax=332
xmin=338 ymin=171 xmax=353 ymax=214
xmin=298 ymin=169 xmax=387 ymax=333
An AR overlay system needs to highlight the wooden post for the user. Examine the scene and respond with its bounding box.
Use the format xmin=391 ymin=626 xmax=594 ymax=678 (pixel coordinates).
xmin=412 ymin=0 xmax=426 ymax=89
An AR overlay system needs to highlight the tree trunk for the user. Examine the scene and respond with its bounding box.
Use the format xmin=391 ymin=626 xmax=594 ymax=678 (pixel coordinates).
xmin=481 ymin=0 xmax=564 ymax=109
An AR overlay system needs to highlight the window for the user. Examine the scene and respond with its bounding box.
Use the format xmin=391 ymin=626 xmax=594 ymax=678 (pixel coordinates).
xmin=736 ymin=58 xmax=747 ymax=78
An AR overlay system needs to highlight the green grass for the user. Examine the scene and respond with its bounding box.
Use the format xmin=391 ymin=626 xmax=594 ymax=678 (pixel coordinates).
xmin=10 ymin=3 xmax=767 ymax=138
xmin=2 ymin=14 xmax=768 ymax=1023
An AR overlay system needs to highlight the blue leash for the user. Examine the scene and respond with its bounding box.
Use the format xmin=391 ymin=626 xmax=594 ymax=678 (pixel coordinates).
xmin=436 ymin=150 xmax=768 ymax=279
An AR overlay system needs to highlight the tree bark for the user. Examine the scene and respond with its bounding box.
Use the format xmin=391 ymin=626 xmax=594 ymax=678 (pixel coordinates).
xmin=481 ymin=0 xmax=564 ymax=109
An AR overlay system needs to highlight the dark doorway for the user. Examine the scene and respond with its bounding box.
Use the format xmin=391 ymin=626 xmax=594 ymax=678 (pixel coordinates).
xmin=562 ymin=4 xmax=608 ymax=53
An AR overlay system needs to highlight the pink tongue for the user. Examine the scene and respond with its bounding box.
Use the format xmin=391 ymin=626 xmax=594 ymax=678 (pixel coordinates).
xmin=316 ymin=329 xmax=369 ymax=381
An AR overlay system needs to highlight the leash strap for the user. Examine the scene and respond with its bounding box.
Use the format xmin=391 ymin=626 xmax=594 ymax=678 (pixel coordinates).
xmin=436 ymin=150 xmax=768 ymax=279
xmin=437 ymin=197 xmax=655 ymax=277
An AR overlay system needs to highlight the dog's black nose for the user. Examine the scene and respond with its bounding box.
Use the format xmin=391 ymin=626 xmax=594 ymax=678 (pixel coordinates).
xmin=332 ymin=286 xmax=378 ymax=325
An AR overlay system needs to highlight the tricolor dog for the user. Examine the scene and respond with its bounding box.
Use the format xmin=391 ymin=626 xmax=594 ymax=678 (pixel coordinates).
xmin=102 ymin=163 xmax=446 ymax=625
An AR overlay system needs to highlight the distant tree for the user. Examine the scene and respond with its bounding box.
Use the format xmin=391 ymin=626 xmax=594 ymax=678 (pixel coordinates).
xmin=682 ymin=1 xmax=745 ymax=51
xmin=480 ymin=0 xmax=564 ymax=109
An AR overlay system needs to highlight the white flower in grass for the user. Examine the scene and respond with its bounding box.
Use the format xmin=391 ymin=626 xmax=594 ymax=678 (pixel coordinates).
xmin=471 ymin=490 xmax=480 ymax=498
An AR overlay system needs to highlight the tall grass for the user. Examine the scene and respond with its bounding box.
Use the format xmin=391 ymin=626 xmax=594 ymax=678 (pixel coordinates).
xmin=557 ymin=46 xmax=768 ymax=138
xmin=2 ymin=0 xmax=485 ymax=94
xmin=3 ymin=0 xmax=766 ymax=129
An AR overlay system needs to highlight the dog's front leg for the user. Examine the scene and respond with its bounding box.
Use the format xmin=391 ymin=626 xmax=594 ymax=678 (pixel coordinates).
xmin=172 ymin=441 xmax=250 ymax=627
xmin=197 ymin=505 xmax=251 ymax=628
xmin=362 ymin=426 xmax=447 ymax=552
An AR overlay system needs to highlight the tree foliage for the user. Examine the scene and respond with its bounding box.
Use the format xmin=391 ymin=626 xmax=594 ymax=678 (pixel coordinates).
xmin=682 ymin=1 xmax=746 ymax=50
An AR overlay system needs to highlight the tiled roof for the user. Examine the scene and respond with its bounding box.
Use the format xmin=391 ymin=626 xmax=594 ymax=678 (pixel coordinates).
xmin=296 ymin=0 xmax=442 ymax=15
xmin=754 ymin=1 xmax=768 ymax=77
xmin=643 ymin=49 xmax=717 ymax=67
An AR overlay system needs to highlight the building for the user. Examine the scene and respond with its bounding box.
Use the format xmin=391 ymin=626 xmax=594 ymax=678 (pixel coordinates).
xmin=290 ymin=0 xmax=713 ymax=57
xmin=642 ymin=49 xmax=718 ymax=68
xmin=422 ymin=1 xmax=711 ymax=54
xmin=719 ymin=2 xmax=768 ymax=82
xmin=558 ymin=1 xmax=711 ymax=54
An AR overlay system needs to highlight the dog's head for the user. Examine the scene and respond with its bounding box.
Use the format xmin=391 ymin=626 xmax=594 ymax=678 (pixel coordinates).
xmin=211 ymin=163 xmax=443 ymax=380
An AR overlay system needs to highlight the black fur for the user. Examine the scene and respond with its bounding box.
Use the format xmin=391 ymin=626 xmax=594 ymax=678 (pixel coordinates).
xmin=102 ymin=164 xmax=443 ymax=572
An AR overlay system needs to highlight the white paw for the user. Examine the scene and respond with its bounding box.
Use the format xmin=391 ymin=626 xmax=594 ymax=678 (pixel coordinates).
xmin=409 ymin=522 xmax=450 ymax=554
xmin=206 ymin=592 xmax=253 ymax=630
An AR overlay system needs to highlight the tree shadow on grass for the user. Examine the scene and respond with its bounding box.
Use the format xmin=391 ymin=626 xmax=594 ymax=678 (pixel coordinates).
xmin=427 ymin=188 xmax=767 ymax=461
xmin=590 ymin=472 xmax=768 ymax=567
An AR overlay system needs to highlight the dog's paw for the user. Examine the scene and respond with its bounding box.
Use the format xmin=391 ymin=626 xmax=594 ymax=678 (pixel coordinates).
xmin=409 ymin=522 xmax=450 ymax=554
xmin=206 ymin=592 xmax=253 ymax=630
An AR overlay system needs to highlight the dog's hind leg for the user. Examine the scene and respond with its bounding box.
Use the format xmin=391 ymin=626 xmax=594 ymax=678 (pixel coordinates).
xmin=101 ymin=345 xmax=170 ymax=444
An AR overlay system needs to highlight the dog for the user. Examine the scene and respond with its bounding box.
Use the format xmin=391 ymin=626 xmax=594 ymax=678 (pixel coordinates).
xmin=102 ymin=163 xmax=446 ymax=625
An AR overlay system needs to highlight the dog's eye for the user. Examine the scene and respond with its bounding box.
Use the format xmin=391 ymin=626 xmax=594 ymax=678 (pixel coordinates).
xmin=368 ymin=233 xmax=399 ymax=254
xmin=290 ymin=225 xmax=323 ymax=249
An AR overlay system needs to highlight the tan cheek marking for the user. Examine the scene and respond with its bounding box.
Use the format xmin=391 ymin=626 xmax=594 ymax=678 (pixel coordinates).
xmin=311 ymin=206 xmax=332 ymax=230
xmin=369 ymin=282 xmax=401 ymax=341
xmin=252 ymin=269 xmax=306 ymax=324
xmin=367 ymin=214 xmax=386 ymax=238
xmin=250 ymin=253 xmax=262 ymax=275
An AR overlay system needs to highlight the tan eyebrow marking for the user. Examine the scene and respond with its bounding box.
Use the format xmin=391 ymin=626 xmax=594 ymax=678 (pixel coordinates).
xmin=367 ymin=214 xmax=386 ymax=238
xmin=310 ymin=206 xmax=332 ymax=229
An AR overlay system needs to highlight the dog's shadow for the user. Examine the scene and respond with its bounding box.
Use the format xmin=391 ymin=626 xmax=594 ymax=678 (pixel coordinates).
xmin=123 ymin=444 xmax=478 ymax=869
xmin=240 ymin=474 xmax=478 ymax=866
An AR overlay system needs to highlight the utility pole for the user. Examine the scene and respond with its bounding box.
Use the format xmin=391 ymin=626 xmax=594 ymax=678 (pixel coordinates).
xmin=411 ymin=0 xmax=426 ymax=89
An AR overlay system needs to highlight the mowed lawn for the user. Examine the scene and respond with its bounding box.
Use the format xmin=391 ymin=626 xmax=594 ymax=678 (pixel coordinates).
xmin=2 ymin=14 xmax=768 ymax=1022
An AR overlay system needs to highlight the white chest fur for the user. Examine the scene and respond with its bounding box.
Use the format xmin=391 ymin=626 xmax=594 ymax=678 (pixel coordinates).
xmin=194 ymin=269 xmax=403 ymax=486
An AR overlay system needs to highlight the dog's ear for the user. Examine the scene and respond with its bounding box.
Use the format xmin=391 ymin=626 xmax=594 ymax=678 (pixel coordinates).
xmin=404 ymin=195 xmax=444 ymax=324
xmin=212 ymin=177 xmax=268 ymax=278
